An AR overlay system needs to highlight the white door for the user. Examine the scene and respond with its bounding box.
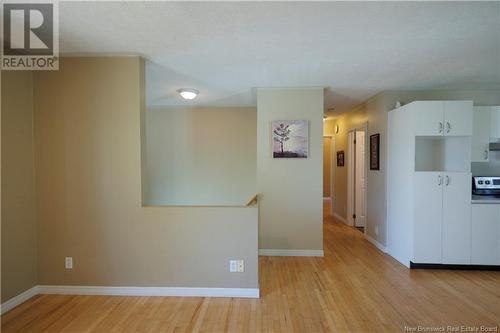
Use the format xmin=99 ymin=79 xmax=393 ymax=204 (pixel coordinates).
xmin=490 ymin=106 xmax=500 ymax=138
xmin=354 ymin=131 xmax=366 ymax=227
xmin=471 ymin=107 xmax=490 ymax=162
xmin=442 ymin=172 xmax=472 ymax=264
xmin=413 ymin=172 xmax=443 ymax=264
xmin=443 ymin=101 xmax=473 ymax=136
xmin=412 ymin=101 xmax=444 ymax=136
xmin=471 ymin=204 xmax=499 ymax=265
xmin=347 ymin=131 xmax=355 ymax=226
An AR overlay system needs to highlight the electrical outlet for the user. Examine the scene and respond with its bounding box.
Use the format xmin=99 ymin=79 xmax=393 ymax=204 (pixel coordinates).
xmin=229 ymin=260 xmax=244 ymax=273
xmin=237 ymin=260 xmax=244 ymax=272
xmin=65 ymin=257 xmax=73 ymax=269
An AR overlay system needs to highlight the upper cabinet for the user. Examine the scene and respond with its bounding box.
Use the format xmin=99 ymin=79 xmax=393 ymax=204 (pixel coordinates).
xmin=412 ymin=101 xmax=473 ymax=137
xmin=443 ymin=101 xmax=473 ymax=136
xmin=491 ymin=106 xmax=500 ymax=139
xmin=472 ymin=107 xmax=491 ymax=162
xmin=413 ymin=101 xmax=446 ymax=136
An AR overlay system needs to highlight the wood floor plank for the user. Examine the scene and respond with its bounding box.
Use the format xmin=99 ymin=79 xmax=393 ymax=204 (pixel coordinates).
xmin=2 ymin=202 xmax=500 ymax=332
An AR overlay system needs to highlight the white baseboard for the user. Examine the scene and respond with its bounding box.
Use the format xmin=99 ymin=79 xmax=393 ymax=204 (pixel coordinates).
xmin=1 ymin=286 xmax=40 ymax=315
xmin=38 ymin=285 xmax=259 ymax=298
xmin=259 ymin=249 xmax=324 ymax=257
xmin=0 ymin=285 xmax=259 ymax=313
xmin=333 ymin=212 xmax=348 ymax=225
xmin=364 ymin=234 xmax=387 ymax=253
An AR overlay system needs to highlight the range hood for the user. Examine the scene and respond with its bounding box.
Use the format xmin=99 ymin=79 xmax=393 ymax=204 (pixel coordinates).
xmin=490 ymin=142 xmax=500 ymax=151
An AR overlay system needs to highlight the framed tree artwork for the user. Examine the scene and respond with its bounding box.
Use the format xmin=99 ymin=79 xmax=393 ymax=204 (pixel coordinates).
xmin=370 ymin=133 xmax=380 ymax=170
xmin=272 ymin=120 xmax=308 ymax=158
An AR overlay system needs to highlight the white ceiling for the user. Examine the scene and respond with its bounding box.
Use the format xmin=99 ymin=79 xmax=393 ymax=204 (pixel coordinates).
xmin=60 ymin=1 xmax=500 ymax=114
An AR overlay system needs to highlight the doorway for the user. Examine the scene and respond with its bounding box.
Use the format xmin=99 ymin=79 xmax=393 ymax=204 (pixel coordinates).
xmin=323 ymin=136 xmax=334 ymax=215
xmin=347 ymin=125 xmax=367 ymax=230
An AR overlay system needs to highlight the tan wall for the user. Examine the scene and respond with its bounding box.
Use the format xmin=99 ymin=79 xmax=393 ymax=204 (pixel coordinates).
xmin=257 ymin=88 xmax=323 ymax=250
xmin=329 ymin=89 xmax=500 ymax=247
xmin=1 ymin=71 xmax=37 ymax=302
xmin=144 ymin=107 xmax=256 ymax=206
xmin=323 ymin=137 xmax=331 ymax=197
xmin=33 ymin=57 xmax=258 ymax=288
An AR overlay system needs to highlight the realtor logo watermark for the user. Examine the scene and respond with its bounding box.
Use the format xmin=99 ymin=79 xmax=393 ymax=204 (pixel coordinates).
xmin=1 ymin=1 xmax=59 ymax=70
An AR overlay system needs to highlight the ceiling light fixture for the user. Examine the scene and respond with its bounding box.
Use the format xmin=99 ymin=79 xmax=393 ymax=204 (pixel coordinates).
xmin=177 ymin=88 xmax=199 ymax=100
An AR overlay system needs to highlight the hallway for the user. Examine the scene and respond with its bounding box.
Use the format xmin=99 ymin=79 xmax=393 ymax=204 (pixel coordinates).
xmin=2 ymin=203 xmax=500 ymax=332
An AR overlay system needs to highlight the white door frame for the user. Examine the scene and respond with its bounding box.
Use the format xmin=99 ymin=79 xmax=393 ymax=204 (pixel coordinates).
xmin=324 ymin=135 xmax=335 ymax=215
xmin=347 ymin=122 xmax=368 ymax=234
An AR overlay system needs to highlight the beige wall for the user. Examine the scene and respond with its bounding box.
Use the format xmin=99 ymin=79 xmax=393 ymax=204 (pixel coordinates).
xmin=328 ymin=89 xmax=500 ymax=247
xmin=33 ymin=57 xmax=258 ymax=288
xmin=257 ymin=88 xmax=323 ymax=250
xmin=144 ymin=107 xmax=256 ymax=206
xmin=1 ymin=71 xmax=37 ymax=302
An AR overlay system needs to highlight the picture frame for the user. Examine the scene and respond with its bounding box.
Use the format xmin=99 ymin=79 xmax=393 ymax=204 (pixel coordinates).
xmin=336 ymin=151 xmax=344 ymax=167
xmin=370 ymin=133 xmax=380 ymax=170
xmin=271 ymin=120 xmax=308 ymax=158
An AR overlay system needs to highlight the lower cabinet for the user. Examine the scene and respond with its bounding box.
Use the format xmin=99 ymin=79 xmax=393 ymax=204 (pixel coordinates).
xmin=471 ymin=204 xmax=500 ymax=265
xmin=413 ymin=172 xmax=472 ymax=265
xmin=442 ymin=173 xmax=472 ymax=264
xmin=414 ymin=172 xmax=443 ymax=263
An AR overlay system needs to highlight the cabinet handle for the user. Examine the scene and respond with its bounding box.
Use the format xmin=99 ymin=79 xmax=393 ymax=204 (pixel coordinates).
xmin=446 ymin=122 xmax=451 ymax=133
xmin=438 ymin=122 xmax=443 ymax=133
xmin=438 ymin=175 xmax=443 ymax=186
xmin=445 ymin=175 xmax=450 ymax=186
xmin=484 ymin=149 xmax=488 ymax=160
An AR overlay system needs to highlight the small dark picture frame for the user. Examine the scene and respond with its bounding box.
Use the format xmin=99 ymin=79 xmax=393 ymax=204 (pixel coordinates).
xmin=336 ymin=151 xmax=345 ymax=167
xmin=370 ymin=133 xmax=380 ymax=170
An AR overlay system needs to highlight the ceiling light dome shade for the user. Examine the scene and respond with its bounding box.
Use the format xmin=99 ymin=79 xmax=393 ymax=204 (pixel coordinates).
xmin=177 ymin=88 xmax=199 ymax=100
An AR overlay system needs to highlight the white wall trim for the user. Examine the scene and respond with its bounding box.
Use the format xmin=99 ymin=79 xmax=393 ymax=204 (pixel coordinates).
xmin=364 ymin=234 xmax=387 ymax=253
xmin=333 ymin=212 xmax=348 ymax=225
xmin=258 ymin=249 xmax=324 ymax=257
xmin=38 ymin=285 xmax=259 ymax=298
xmin=1 ymin=285 xmax=259 ymax=313
xmin=1 ymin=286 xmax=40 ymax=315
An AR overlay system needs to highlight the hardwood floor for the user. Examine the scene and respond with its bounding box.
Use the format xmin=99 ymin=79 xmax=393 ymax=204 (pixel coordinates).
xmin=2 ymin=203 xmax=500 ymax=332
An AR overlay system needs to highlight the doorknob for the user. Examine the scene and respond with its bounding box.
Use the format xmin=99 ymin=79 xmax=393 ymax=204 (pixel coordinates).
xmin=445 ymin=175 xmax=450 ymax=186
xmin=445 ymin=122 xmax=451 ymax=133
xmin=438 ymin=122 xmax=443 ymax=133
xmin=484 ymin=149 xmax=488 ymax=160
xmin=438 ymin=175 xmax=443 ymax=186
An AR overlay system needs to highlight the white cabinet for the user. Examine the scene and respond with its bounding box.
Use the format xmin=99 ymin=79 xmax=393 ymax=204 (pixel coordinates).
xmin=471 ymin=204 xmax=500 ymax=265
xmin=413 ymin=101 xmax=473 ymax=137
xmin=444 ymin=101 xmax=473 ymax=136
xmin=413 ymin=172 xmax=443 ymax=263
xmin=472 ymin=107 xmax=491 ymax=162
xmin=388 ymin=100 xmax=474 ymax=268
xmin=491 ymin=106 xmax=500 ymax=138
xmin=412 ymin=172 xmax=471 ymax=265
xmin=442 ymin=172 xmax=472 ymax=264
xmin=413 ymin=101 xmax=446 ymax=136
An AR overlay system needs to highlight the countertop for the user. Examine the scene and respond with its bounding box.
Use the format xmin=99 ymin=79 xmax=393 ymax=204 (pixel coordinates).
xmin=471 ymin=195 xmax=500 ymax=204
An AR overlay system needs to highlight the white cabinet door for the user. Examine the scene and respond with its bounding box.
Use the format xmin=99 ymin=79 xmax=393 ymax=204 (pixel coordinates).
xmin=490 ymin=106 xmax=500 ymax=138
xmin=471 ymin=204 xmax=499 ymax=265
xmin=413 ymin=172 xmax=443 ymax=263
xmin=412 ymin=102 xmax=444 ymax=136
xmin=444 ymin=101 xmax=473 ymax=136
xmin=442 ymin=172 xmax=472 ymax=264
xmin=471 ymin=107 xmax=491 ymax=162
